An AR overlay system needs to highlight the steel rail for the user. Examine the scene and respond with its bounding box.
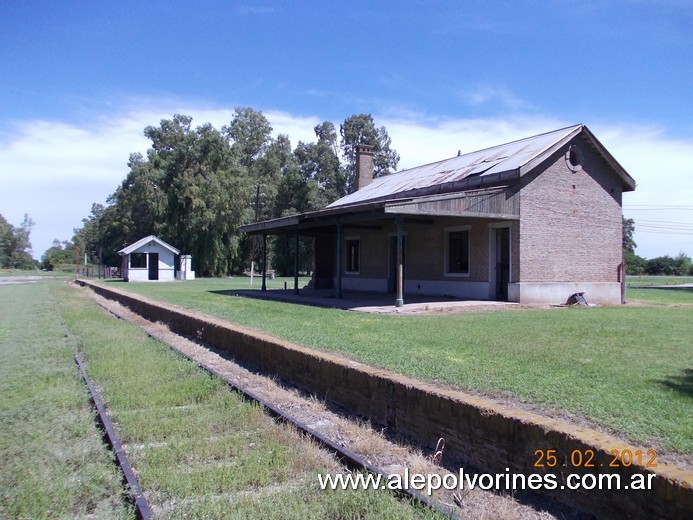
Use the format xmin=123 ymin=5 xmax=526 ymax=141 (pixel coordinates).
xmin=95 ymin=299 xmax=461 ymax=519
xmin=74 ymin=352 xmax=153 ymax=520
xmin=163 ymin=340 xmax=459 ymax=519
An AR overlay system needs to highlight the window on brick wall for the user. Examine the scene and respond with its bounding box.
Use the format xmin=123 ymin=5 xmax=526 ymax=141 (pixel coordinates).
xmin=445 ymin=227 xmax=470 ymax=275
xmin=345 ymin=238 xmax=360 ymax=273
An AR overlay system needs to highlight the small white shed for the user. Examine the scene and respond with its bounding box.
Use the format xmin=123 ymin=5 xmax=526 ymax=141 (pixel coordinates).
xmin=118 ymin=235 xmax=180 ymax=282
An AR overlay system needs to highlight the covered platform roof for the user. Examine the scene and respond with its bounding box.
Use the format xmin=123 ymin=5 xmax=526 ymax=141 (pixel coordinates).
xmin=240 ymin=186 xmax=519 ymax=235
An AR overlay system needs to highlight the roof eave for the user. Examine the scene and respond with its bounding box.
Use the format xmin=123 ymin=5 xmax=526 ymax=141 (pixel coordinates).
xmin=118 ymin=235 xmax=180 ymax=255
xmin=517 ymin=124 xmax=636 ymax=192
xmin=581 ymin=126 xmax=636 ymax=192
xmin=239 ymin=200 xmax=392 ymax=234
xmin=328 ymin=170 xmax=520 ymax=210
xmin=518 ymin=124 xmax=584 ymax=177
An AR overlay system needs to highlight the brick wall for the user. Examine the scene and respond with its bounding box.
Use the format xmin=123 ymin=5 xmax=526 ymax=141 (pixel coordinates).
xmin=342 ymin=217 xmax=509 ymax=284
xmin=518 ymin=137 xmax=624 ymax=283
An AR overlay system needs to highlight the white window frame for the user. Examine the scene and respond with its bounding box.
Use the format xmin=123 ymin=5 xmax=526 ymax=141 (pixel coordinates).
xmin=444 ymin=225 xmax=471 ymax=277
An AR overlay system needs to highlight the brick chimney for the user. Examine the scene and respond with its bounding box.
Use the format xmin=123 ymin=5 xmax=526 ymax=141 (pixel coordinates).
xmin=355 ymin=144 xmax=374 ymax=190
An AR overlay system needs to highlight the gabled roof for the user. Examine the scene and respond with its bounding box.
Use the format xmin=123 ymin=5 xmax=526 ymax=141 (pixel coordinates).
xmin=118 ymin=235 xmax=180 ymax=255
xmin=329 ymin=124 xmax=635 ymax=209
xmin=240 ymin=124 xmax=636 ymax=235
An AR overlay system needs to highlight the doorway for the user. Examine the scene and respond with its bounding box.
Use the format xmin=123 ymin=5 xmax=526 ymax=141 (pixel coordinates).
xmin=148 ymin=253 xmax=159 ymax=281
xmin=492 ymin=227 xmax=510 ymax=301
xmin=387 ymin=235 xmax=406 ymax=292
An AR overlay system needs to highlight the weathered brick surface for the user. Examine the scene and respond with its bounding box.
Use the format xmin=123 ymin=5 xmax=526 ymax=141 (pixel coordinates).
xmin=518 ymin=137 xmax=623 ymax=283
xmin=355 ymin=217 xmax=509 ymax=283
xmin=85 ymin=281 xmax=692 ymax=520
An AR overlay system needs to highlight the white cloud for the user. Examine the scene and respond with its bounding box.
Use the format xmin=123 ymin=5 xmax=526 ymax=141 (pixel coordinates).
xmin=382 ymin=115 xmax=567 ymax=168
xmin=0 ymin=102 xmax=320 ymax=259
xmin=1 ymin=114 xmax=152 ymax=259
xmin=460 ymin=85 xmax=533 ymax=111
xmin=1 ymin=102 xmax=690 ymax=261
xmin=235 ymin=4 xmax=277 ymax=15
xmin=596 ymin=124 xmax=693 ymax=258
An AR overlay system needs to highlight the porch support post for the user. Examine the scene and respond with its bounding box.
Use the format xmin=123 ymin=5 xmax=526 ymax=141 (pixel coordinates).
xmin=336 ymin=223 xmax=343 ymax=299
xmin=396 ymin=216 xmax=404 ymax=307
xmin=261 ymin=234 xmax=267 ymax=291
xmin=293 ymin=231 xmax=300 ymax=295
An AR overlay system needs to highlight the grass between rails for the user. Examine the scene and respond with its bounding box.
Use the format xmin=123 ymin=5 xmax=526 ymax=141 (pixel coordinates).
xmin=108 ymin=278 xmax=693 ymax=456
xmin=55 ymin=281 xmax=442 ymax=519
xmin=0 ymin=281 xmax=130 ymax=519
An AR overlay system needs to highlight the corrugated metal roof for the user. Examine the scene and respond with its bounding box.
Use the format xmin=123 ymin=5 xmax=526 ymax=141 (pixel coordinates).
xmin=329 ymin=124 xmax=585 ymax=208
xmin=240 ymin=123 xmax=636 ymax=235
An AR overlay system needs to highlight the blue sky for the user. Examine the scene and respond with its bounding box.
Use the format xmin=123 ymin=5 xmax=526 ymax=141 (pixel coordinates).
xmin=1 ymin=0 xmax=692 ymax=260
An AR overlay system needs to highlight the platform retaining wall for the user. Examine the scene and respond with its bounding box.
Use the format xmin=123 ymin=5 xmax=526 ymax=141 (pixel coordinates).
xmin=84 ymin=281 xmax=692 ymax=519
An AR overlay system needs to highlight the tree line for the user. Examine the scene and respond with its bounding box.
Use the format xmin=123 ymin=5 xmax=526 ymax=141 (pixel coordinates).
xmin=623 ymin=217 xmax=692 ymax=276
xmin=45 ymin=109 xmax=399 ymax=276
xmin=0 ymin=214 xmax=35 ymax=269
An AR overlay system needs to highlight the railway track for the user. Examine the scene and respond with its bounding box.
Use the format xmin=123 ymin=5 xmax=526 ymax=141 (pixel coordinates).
xmin=75 ymin=351 xmax=153 ymax=520
xmin=80 ymin=291 xmax=465 ymax=519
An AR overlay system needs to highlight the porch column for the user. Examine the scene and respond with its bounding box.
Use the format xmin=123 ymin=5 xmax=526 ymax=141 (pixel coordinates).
xmin=261 ymin=234 xmax=267 ymax=291
xmin=293 ymin=231 xmax=299 ymax=295
xmin=336 ymin=223 xmax=343 ymax=299
xmin=396 ymin=216 xmax=404 ymax=307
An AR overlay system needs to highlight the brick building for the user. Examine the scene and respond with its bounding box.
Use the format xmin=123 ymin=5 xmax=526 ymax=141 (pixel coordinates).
xmin=241 ymin=124 xmax=636 ymax=305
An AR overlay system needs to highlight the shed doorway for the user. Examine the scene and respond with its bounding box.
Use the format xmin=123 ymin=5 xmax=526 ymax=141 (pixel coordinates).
xmin=148 ymin=253 xmax=159 ymax=281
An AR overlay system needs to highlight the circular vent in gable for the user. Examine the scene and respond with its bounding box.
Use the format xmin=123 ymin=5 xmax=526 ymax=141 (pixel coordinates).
xmin=565 ymin=145 xmax=582 ymax=173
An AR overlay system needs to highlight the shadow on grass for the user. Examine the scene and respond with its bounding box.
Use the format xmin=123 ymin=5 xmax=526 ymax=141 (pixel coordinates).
xmin=207 ymin=289 xmax=346 ymax=310
xmin=660 ymin=369 xmax=693 ymax=398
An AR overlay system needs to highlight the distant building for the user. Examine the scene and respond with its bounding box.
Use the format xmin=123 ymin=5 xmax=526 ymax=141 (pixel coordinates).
xmin=241 ymin=124 xmax=635 ymax=305
xmin=118 ymin=235 xmax=180 ymax=282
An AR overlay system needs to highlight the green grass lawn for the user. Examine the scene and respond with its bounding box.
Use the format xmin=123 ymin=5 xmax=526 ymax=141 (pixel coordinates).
xmin=627 ymin=275 xmax=693 ymax=287
xmin=0 ymin=280 xmax=131 ymax=519
xmin=0 ymin=268 xmax=63 ymax=277
xmin=625 ymin=275 xmax=693 ymax=305
xmin=107 ymin=277 xmax=693 ymax=458
xmin=626 ymin=286 xmax=693 ymax=305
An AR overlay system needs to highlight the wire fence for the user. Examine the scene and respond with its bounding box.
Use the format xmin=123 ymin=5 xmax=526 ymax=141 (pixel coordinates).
xmin=55 ymin=264 xmax=120 ymax=279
